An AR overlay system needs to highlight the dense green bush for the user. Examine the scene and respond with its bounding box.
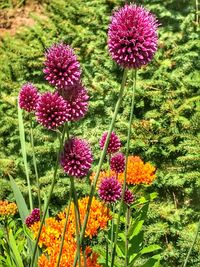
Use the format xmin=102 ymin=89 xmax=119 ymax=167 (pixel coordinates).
xmin=0 ymin=0 xmax=199 ymax=266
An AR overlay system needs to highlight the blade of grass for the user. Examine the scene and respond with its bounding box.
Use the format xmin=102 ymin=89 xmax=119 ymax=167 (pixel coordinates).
xmin=17 ymin=101 xmax=33 ymax=211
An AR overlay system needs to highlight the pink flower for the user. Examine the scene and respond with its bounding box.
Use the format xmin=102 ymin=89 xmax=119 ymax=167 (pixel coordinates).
xmin=25 ymin=208 xmax=40 ymax=228
xmin=19 ymin=83 xmax=40 ymax=112
xmin=44 ymin=43 xmax=81 ymax=89
xmin=58 ymin=83 xmax=89 ymax=122
xmin=99 ymin=177 xmax=122 ymax=203
xmin=108 ymin=4 xmax=158 ymax=69
xmin=99 ymin=131 xmax=121 ymax=154
xmin=124 ymin=188 xmax=135 ymax=205
xmin=36 ymin=92 xmax=68 ymax=129
xmin=60 ymin=137 xmax=93 ymax=178
xmin=110 ymin=152 xmax=125 ymax=173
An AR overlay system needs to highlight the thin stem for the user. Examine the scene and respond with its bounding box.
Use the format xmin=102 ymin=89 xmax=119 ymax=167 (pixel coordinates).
xmin=106 ymin=206 xmax=109 ymax=267
xmin=30 ymin=116 xmax=41 ymax=212
xmin=111 ymin=204 xmax=115 ymax=248
xmin=56 ymin=194 xmax=72 ymax=267
xmin=125 ymin=206 xmax=131 ymax=266
xmin=183 ymin=217 xmax=200 ymax=267
xmin=111 ymin=69 xmax=137 ymax=267
xmin=30 ymin=124 xmax=67 ymax=267
xmin=70 ymin=176 xmax=81 ymax=267
xmin=72 ymin=68 xmax=128 ymax=267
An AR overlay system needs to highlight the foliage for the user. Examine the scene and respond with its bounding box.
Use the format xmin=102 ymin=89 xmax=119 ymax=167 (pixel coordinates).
xmin=0 ymin=0 xmax=199 ymax=266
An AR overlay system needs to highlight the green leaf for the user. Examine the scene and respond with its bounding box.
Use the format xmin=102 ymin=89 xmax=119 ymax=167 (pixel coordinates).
xmin=17 ymin=101 xmax=33 ymax=210
xmin=140 ymin=254 xmax=161 ymax=267
xmin=140 ymin=245 xmax=161 ymax=255
xmin=128 ymin=231 xmax=144 ymax=255
xmin=8 ymin=229 xmax=24 ymax=267
xmin=128 ymin=220 xmax=144 ymax=238
xmin=9 ymin=175 xmax=29 ymax=222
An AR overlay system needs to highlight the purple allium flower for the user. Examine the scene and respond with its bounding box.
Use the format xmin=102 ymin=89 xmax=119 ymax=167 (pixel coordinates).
xmin=60 ymin=137 xmax=93 ymax=178
xmin=124 ymin=188 xmax=135 ymax=205
xmin=25 ymin=208 xmax=40 ymax=228
xmin=43 ymin=43 xmax=81 ymax=89
xmin=36 ymin=92 xmax=68 ymax=129
xmin=110 ymin=152 xmax=125 ymax=173
xmin=108 ymin=4 xmax=159 ymax=69
xmin=19 ymin=83 xmax=40 ymax=112
xmin=58 ymin=83 xmax=89 ymax=121
xmin=99 ymin=177 xmax=122 ymax=203
xmin=99 ymin=131 xmax=121 ymax=154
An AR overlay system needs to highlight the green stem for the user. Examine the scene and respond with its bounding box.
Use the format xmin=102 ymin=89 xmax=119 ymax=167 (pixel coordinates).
xmin=111 ymin=204 xmax=115 ymax=248
xmin=30 ymin=116 xmax=41 ymax=212
xmin=111 ymin=69 xmax=137 ymax=267
xmin=70 ymin=176 xmax=81 ymax=267
xmin=30 ymin=124 xmax=67 ymax=267
xmin=106 ymin=206 xmax=109 ymax=267
xmin=72 ymin=68 xmax=128 ymax=267
xmin=56 ymin=194 xmax=72 ymax=267
xmin=183 ymin=217 xmax=200 ymax=267
xmin=125 ymin=206 xmax=131 ymax=266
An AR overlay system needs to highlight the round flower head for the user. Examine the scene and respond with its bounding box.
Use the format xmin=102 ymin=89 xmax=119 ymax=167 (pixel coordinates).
xmin=19 ymin=83 xmax=40 ymax=112
xmin=99 ymin=131 xmax=121 ymax=154
xmin=36 ymin=92 xmax=68 ymax=129
xmin=108 ymin=4 xmax=158 ymax=69
xmin=99 ymin=177 xmax=122 ymax=203
xmin=110 ymin=152 xmax=125 ymax=173
xmin=60 ymin=137 xmax=93 ymax=178
xmin=43 ymin=43 xmax=81 ymax=89
xmin=124 ymin=188 xmax=135 ymax=205
xmin=58 ymin=83 xmax=89 ymax=121
xmin=25 ymin=208 xmax=40 ymax=228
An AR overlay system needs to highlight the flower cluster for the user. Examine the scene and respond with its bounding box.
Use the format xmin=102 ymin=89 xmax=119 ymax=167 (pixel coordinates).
xmin=99 ymin=177 xmax=122 ymax=203
xmin=108 ymin=4 xmax=158 ymax=69
xmin=19 ymin=43 xmax=89 ymax=131
xmin=0 ymin=200 xmax=17 ymax=217
xmin=43 ymin=43 xmax=81 ymax=89
xmin=118 ymin=156 xmax=156 ymax=185
xmin=25 ymin=208 xmax=40 ymax=228
xmin=110 ymin=152 xmax=125 ymax=173
xmin=99 ymin=131 xmax=121 ymax=154
xmin=19 ymin=83 xmax=40 ymax=112
xmin=124 ymin=188 xmax=135 ymax=205
xmin=60 ymin=137 xmax=93 ymax=178
xmin=30 ymin=197 xmax=109 ymax=266
xmin=59 ymin=83 xmax=89 ymax=122
xmin=36 ymin=92 xmax=68 ymax=129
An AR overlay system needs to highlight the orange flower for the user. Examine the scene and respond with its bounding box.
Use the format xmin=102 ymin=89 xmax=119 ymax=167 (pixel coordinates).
xmin=0 ymin=200 xmax=17 ymax=217
xmin=31 ymin=197 xmax=110 ymax=266
xmin=90 ymin=156 xmax=156 ymax=186
xmin=118 ymin=156 xmax=156 ymax=185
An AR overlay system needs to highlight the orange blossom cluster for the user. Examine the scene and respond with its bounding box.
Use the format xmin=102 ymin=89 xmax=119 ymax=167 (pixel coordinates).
xmin=31 ymin=197 xmax=110 ymax=267
xmin=90 ymin=156 xmax=156 ymax=186
xmin=0 ymin=200 xmax=17 ymax=217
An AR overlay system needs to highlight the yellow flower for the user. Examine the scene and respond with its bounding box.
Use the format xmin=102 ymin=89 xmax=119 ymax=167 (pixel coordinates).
xmin=0 ymin=200 xmax=17 ymax=217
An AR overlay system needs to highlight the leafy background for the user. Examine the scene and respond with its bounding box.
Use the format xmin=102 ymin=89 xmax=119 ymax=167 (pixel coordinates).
xmin=0 ymin=0 xmax=199 ymax=266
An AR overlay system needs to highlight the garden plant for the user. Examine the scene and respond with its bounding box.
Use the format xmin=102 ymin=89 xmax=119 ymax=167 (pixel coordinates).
xmin=0 ymin=0 xmax=199 ymax=267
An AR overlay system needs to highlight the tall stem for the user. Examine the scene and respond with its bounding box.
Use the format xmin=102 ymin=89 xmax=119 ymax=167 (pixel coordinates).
xmin=72 ymin=68 xmax=128 ymax=267
xmin=111 ymin=69 xmax=137 ymax=267
xmin=30 ymin=116 xmax=41 ymax=212
xmin=30 ymin=124 xmax=67 ymax=267
xmin=183 ymin=217 xmax=200 ymax=267
xmin=70 ymin=176 xmax=81 ymax=267
xmin=56 ymin=194 xmax=72 ymax=267
xmin=125 ymin=206 xmax=131 ymax=266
